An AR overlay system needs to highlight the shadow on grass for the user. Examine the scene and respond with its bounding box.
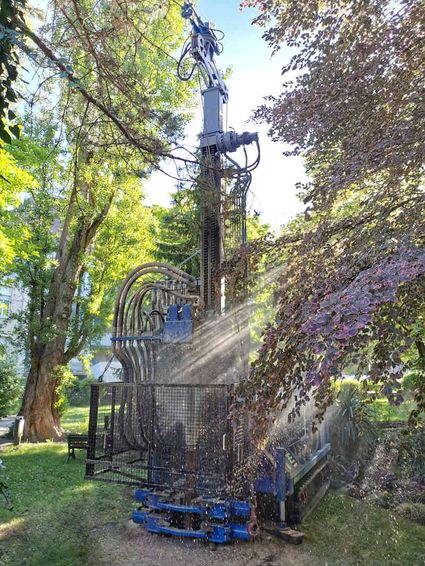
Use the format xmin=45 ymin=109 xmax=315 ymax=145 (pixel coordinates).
xmin=0 ymin=444 xmax=131 ymax=566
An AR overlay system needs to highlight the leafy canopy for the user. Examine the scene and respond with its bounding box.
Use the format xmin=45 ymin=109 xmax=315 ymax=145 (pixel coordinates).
xmin=238 ymin=0 xmax=425 ymax=428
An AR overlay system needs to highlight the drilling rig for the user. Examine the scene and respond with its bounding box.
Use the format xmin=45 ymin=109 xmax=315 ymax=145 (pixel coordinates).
xmin=85 ymin=2 xmax=330 ymax=544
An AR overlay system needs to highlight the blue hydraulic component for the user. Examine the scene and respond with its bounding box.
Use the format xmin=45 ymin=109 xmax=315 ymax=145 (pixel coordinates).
xmin=162 ymin=303 xmax=193 ymax=343
xmin=134 ymin=509 xmax=251 ymax=544
xmin=253 ymin=476 xmax=275 ymax=494
xmin=133 ymin=490 xmax=254 ymax=544
xmin=230 ymin=523 xmax=252 ymax=542
xmin=252 ymin=443 xmax=331 ymax=527
xmin=110 ymin=304 xmax=194 ymax=345
xmin=135 ymin=490 xmax=251 ymax=519
xmin=230 ymin=500 xmax=251 ymax=519
xmin=167 ymin=304 xmax=179 ymax=321
xmin=181 ymin=303 xmax=192 ymax=321
xmin=110 ymin=303 xmax=194 ymax=344
xmin=253 ymin=449 xmax=288 ymax=526
xmin=181 ymin=2 xmax=193 ymax=19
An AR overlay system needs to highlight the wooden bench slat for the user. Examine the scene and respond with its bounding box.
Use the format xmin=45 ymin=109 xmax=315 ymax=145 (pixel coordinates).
xmin=67 ymin=434 xmax=89 ymax=461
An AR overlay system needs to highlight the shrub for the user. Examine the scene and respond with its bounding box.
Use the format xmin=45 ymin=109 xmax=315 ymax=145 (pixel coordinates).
xmin=377 ymin=490 xmax=395 ymax=509
xmin=332 ymin=377 xmax=362 ymax=396
xmin=329 ymin=378 xmax=376 ymax=460
xmin=0 ymin=355 xmax=22 ymax=417
xmin=339 ymin=378 xmax=361 ymax=397
xmin=401 ymin=371 xmax=419 ymax=393
xmin=364 ymin=380 xmax=384 ymax=394
xmin=395 ymin=502 xmax=425 ymax=525
xmin=53 ymin=366 xmax=77 ymax=417
xmin=398 ymin=427 xmax=425 ymax=478
xmin=68 ymin=376 xmax=97 ymax=406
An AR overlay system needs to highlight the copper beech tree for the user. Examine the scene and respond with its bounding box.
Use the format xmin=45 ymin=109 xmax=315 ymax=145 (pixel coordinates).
xmin=238 ymin=0 xmax=425 ymax=429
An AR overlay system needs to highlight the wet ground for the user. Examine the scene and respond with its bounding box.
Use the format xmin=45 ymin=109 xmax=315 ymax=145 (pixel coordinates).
xmin=87 ymin=520 xmax=312 ymax=566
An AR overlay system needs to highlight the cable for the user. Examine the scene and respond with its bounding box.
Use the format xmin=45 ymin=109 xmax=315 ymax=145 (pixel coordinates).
xmin=177 ymin=250 xmax=200 ymax=269
xmin=97 ymin=354 xmax=116 ymax=383
xmin=177 ymin=40 xmax=196 ymax=81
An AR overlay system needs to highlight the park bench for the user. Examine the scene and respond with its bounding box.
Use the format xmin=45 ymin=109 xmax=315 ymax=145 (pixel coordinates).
xmin=67 ymin=434 xmax=89 ymax=461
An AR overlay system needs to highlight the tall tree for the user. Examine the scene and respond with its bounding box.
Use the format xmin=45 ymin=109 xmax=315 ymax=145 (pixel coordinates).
xmin=238 ymin=0 xmax=425 ymax=429
xmin=12 ymin=0 xmax=194 ymax=441
xmin=10 ymin=124 xmax=159 ymax=440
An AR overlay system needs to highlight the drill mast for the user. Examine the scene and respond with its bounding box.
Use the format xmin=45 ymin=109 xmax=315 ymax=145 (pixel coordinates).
xmin=180 ymin=1 xmax=260 ymax=312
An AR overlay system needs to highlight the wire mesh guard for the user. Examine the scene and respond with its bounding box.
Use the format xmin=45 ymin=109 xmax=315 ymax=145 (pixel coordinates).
xmin=86 ymin=383 xmax=247 ymax=496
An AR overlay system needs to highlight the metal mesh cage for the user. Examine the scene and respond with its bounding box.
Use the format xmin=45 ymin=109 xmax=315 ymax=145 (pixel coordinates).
xmin=86 ymin=383 xmax=247 ymax=496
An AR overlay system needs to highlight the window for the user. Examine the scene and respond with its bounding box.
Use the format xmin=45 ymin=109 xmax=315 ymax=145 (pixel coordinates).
xmin=0 ymin=287 xmax=12 ymax=318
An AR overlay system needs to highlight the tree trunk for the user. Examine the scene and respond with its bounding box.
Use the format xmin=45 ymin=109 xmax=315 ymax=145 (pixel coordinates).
xmin=19 ymin=159 xmax=115 ymax=441
xmin=20 ymin=287 xmax=73 ymax=439
xmin=21 ymin=352 xmax=63 ymax=441
xmin=415 ymin=339 xmax=425 ymax=368
xmin=19 ymin=236 xmax=81 ymax=440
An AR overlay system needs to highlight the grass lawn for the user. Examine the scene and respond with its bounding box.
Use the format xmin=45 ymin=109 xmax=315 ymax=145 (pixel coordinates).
xmin=0 ymin=443 xmax=130 ymax=566
xmin=0 ymin=443 xmax=424 ymax=566
xmin=61 ymin=405 xmax=90 ymax=434
xmin=302 ymin=492 xmax=425 ymax=565
xmin=368 ymin=398 xmax=416 ymax=422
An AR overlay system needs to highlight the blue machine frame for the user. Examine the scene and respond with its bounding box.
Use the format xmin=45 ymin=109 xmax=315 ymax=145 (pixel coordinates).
xmin=131 ymin=443 xmax=330 ymax=543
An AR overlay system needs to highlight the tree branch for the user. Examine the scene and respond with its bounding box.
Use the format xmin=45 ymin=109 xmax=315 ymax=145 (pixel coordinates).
xmin=18 ymin=23 xmax=157 ymax=154
xmin=17 ymin=22 xmax=199 ymax=168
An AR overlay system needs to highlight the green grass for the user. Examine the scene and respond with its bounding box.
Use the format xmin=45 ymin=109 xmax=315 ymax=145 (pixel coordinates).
xmin=0 ymin=443 xmax=131 ymax=566
xmin=61 ymin=405 xmax=90 ymax=434
xmin=303 ymin=492 xmax=425 ymax=566
xmin=368 ymin=398 xmax=416 ymax=422
xmin=0 ymin=443 xmax=424 ymax=565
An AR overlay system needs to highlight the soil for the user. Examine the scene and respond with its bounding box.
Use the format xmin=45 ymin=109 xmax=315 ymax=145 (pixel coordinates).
xmin=87 ymin=520 xmax=312 ymax=566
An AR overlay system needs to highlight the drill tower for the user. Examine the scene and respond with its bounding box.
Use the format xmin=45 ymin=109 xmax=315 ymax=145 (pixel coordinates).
xmin=85 ymin=3 xmax=330 ymax=545
xmin=179 ymin=1 xmax=259 ymax=311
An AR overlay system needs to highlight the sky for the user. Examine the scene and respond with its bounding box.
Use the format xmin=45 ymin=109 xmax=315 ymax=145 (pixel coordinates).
xmin=144 ymin=0 xmax=307 ymax=230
